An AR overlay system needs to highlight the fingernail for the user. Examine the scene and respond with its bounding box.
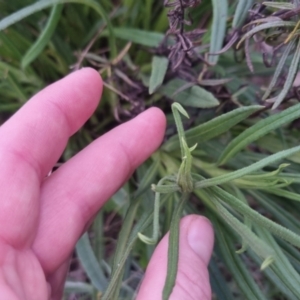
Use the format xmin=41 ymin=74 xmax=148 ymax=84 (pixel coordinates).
xmin=187 ymin=217 xmax=214 ymax=265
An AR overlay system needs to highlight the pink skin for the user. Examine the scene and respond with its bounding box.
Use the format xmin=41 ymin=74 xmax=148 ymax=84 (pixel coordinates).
xmin=0 ymin=68 xmax=214 ymax=300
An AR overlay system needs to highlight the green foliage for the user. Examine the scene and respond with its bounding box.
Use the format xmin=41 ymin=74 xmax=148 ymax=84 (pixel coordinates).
xmin=149 ymin=56 xmax=169 ymax=94
xmin=2 ymin=1 xmax=300 ymax=300
xmin=209 ymin=0 xmax=228 ymax=65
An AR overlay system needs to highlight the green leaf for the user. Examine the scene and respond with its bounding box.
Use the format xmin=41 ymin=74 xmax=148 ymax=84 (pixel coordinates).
xmin=212 ymin=198 xmax=275 ymax=269
xmin=76 ymin=233 xmax=108 ymax=292
xmin=134 ymin=159 xmax=160 ymax=198
xmin=218 ymin=102 xmax=300 ymax=165
xmin=271 ymin=38 xmax=300 ymax=109
xmin=263 ymin=39 xmax=296 ymax=100
xmin=232 ymin=0 xmax=254 ymax=28
xmin=138 ymin=176 xmax=176 ymax=245
xmin=0 ymin=0 xmax=117 ymax=57
xmin=163 ymin=105 xmax=263 ymax=152
xmin=103 ymin=160 xmax=160 ymax=300
xmin=171 ymin=102 xmax=189 ymax=157
xmin=197 ymin=145 xmax=300 ymax=188
xmin=111 ymin=27 xmax=164 ymax=47
xmin=262 ymin=2 xmax=295 ymax=10
xmin=255 ymin=227 xmax=300 ymax=299
xmin=21 ymin=4 xmax=63 ymax=68
xmin=149 ymin=56 xmax=169 ymax=94
xmin=249 ymin=191 xmax=300 ymax=232
xmin=232 ymin=188 xmax=252 ymax=254
xmin=64 ymin=281 xmax=94 ymax=295
xmin=103 ymin=193 xmax=171 ymax=300
xmin=209 ymin=257 xmax=234 ymax=300
xmin=198 ymin=78 xmax=232 ymax=86
xmin=264 ymin=188 xmax=300 ymax=202
xmin=209 ymin=0 xmax=228 ymax=65
xmin=163 ymin=193 xmax=189 ymax=300
xmin=237 ymin=21 xmax=296 ymax=49
xmin=160 ymin=79 xmax=220 ymax=108
xmin=260 ymin=227 xmax=300 ymax=282
xmin=210 ymin=186 xmax=300 ymax=248
xmin=207 ymin=211 xmax=268 ymax=300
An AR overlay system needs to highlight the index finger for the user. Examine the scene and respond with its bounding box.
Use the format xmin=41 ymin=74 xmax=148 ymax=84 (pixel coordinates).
xmin=0 ymin=68 xmax=102 ymax=247
xmin=0 ymin=68 xmax=103 ymax=180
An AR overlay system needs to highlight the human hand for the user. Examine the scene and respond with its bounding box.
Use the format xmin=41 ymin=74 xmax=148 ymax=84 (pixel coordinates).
xmin=0 ymin=68 xmax=214 ymax=299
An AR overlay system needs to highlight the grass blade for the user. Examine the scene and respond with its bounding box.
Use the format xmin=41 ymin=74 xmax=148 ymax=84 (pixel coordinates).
xmin=149 ymin=56 xmax=169 ymax=94
xmin=218 ymin=102 xmax=300 ymax=165
xmin=0 ymin=0 xmax=117 ymax=57
xmin=21 ymin=4 xmax=63 ymax=68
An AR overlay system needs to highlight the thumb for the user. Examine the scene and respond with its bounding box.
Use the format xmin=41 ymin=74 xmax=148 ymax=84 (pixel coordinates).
xmin=136 ymin=215 xmax=214 ymax=300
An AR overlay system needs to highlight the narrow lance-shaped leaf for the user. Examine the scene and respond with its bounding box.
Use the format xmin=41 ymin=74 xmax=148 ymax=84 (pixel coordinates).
xmin=197 ymin=145 xmax=300 ymax=188
xmin=21 ymin=4 xmax=63 ymax=68
xmin=0 ymin=0 xmax=117 ymax=57
xmin=106 ymin=27 xmax=165 ymax=47
xmin=163 ymin=192 xmax=189 ymax=300
xmin=271 ymin=38 xmax=300 ymax=109
xmin=263 ymin=38 xmax=296 ymax=100
xmin=218 ymin=102 xmax=300 ymax=165
xmin=237 ymin=21 xmax=296 ymax=49
xmin=149 ymin=56 xmax=169 ymax=94
xmin=264 ymin=188 xmax=300 ymax=202
xmin=103 ymin=193 xmax=171 ymax=300
xmin=138 ymin=176 xmax=177 ymax=244
xmin=134 ymin=159 xmax=160 ymax=198
xmin=163 ymin=105 xmax=263 ymax=152
xmin=262 ymin=2 xmax=295 ymax=10
xmin=64 ymin=281 xmax=94 ymax=295
xmin=103 ymin=161 xmax=160 ymax=299
xmin=198 ymin=78 xmax=232 ymax=86
xmin=159 ymin=79 xmax=219 ymax=108
xmin=209 ymin=0 xmax=228 ymax=65
xmin=232 ymin=0 xmax=254 ymax=29
xmin=249 ymin=190 xmax=300 ymax=233
xmin=210 ymin=186 xmax=300 ymax=248
xmin=171 ymin=102 xmax=189 ymax=157
xmin=209 ymin=257 xmax=234 ymax=300
xmin=256 ymin=226 xmax=300 ymax=298
xmin=233 ymin=187 xmax=252 ymax=254
xmin=206 ymin=210 xmax=268 ymax=300
xmin=212 ymin=198 xmax=275 ymax=270
xmin=76 ymin=233 xmax=108 ymax=292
